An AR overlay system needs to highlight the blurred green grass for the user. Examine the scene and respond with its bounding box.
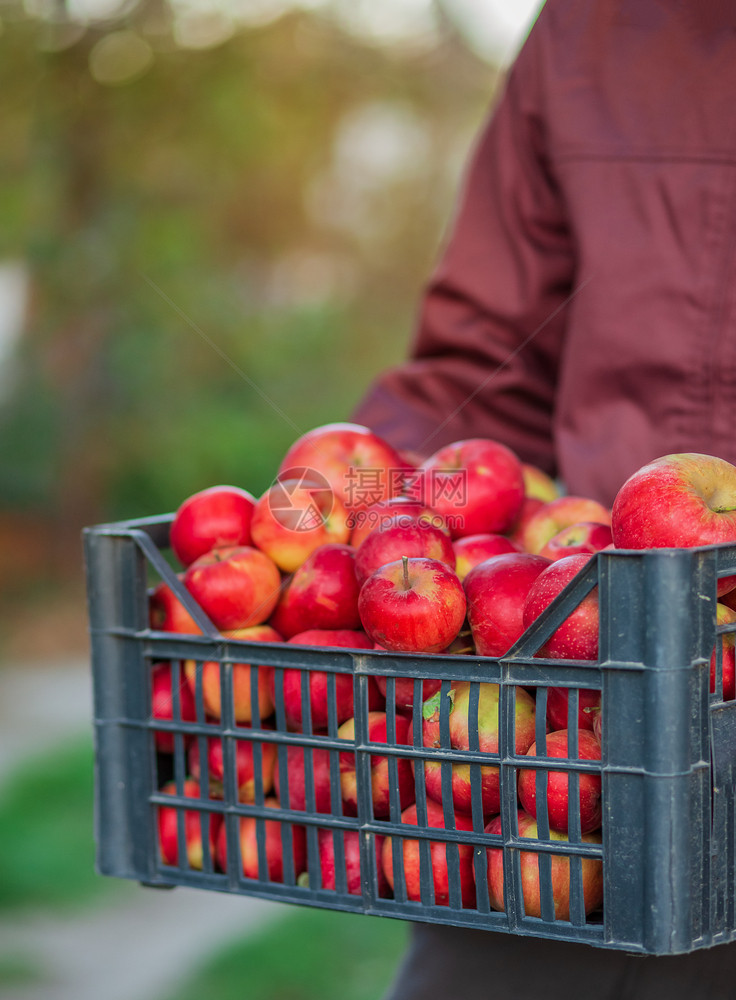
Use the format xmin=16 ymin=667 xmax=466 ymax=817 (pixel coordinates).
xmin=0 ymin=734 xmax=127 ymax=913
xmin=160 ymin=906 xmax=409 ymax=1000
xmin=0 ymin=952 xmax=45 ymax=988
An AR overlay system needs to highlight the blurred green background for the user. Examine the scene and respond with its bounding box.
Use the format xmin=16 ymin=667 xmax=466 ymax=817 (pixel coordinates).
xmin=0 ymin=0 xmax=546 ymax=658
xmin=0 ymin=1 xmax=542 ymax=996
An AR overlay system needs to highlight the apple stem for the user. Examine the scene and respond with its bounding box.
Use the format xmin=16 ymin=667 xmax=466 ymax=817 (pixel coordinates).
xmin=402 ymin=555 xmax=410 ymax=590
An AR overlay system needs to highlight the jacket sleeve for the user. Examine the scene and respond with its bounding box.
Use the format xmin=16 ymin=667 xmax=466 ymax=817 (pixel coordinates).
xmin=352 ymin=11 xmax=575 ymax=475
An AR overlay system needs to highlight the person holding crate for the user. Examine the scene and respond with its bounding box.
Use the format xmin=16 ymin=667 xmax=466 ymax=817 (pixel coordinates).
xmin=353 ymin=1 xmax=736 ymax=997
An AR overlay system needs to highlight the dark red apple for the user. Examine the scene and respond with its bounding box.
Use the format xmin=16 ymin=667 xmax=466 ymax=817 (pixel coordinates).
xmin=273 ymin=743 xmax=336 ymax=813
xmin=464 ymin=552 xmax=551 ymax=657
xmin=545 ymin=686 xmax=601 ymax=732
xmin=523 ymin=553 xmax=599 ymax=660
xmin=272 ymin=629 xmax=377 ymax=731
xmin=269 ymin=543 xmax=361 ymax=638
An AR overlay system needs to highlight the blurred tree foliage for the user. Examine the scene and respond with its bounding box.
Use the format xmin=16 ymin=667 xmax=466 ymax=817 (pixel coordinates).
xmin=0 ymin=0 xmax=498 ymax=595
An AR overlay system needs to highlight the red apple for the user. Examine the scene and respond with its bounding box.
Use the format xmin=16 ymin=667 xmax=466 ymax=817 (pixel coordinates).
xmin=464 ymin=552 xmax=551 ymax=657
xmin=183 ymin=545 xmax=281 ymax=631
xmin=538 ymin=522 xmax=613 ymax=562
xmin=316 ymin=828 xmax=389 ymax=896
xmin=151 ymin=661 xmax=198 ymax=753
xmin=183 ymin=624 xmax=281 ymax=724
xmin=169 ymin=485 xmax=256 ymax=567
xmin=350 ymin=497 xmax=449 ymax=548
xmin=545 ymin=686 xmax=601 ymax=732
xmin=484 ymin=811 xmax=603 ymax=920
xmin=408 ymin=438 xmax=524 ymax=539
xmin=711 ymin=603 xmax=736 ymax=701
xmin=157 ymin=779 xmax=221 ymax=870
xmin=520 ymin=497 xmax=611 ymax=555
xmin=216 ymin=798 xmax=306 ymax=882
xmin=612 ymin=453 xmax=736 ymax=597
xmin=381 ymin=799 xmax=476 ymax=908
xmin=250 ymin=475 xmax=351 ymax=573
xmin=522 ymin=464 xmax=559 ymax=503
xmin=277 ymin=422 xmax=406 ymax=513
xmin=452 ymin=533 xmax=520 ymax=582
xmin=517 ymin=729 xmax=603 ymax=835
xmin=269 ymin=543 xmax=361 ymax=638
xmin=272 ymin=629 xmax=377 ymax=731
xmin=273 ymin=743 xmax=336 ymax=813
xmin=149 ymin=579 xmax=202 ymax=635
xmin=355 ymin=517 xmax=456 ymax=587
xmin=188 ymin=734 xmax=277 ymax=802
xmin=338 ymin=712 xmax=415 ymax=818
xmin=523 ymin=554 xmax=599 ymax=660
xmin=358 ymin=556 xmax=466 ymax=654
xmin=421 ymin=681 xmax=536 ymax=817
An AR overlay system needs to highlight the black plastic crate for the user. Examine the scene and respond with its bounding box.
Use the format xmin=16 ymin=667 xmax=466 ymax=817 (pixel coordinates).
xmin=83 ymin=514 xmax=736 ymax=955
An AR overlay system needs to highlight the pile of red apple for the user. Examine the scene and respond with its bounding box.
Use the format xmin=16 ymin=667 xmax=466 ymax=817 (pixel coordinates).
xmin=150 ymin=425 xmax=736 ymax=921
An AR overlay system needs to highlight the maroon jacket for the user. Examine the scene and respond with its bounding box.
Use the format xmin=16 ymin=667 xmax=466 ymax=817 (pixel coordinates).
xmin=353 ymin=0 xmax=736 ymax=507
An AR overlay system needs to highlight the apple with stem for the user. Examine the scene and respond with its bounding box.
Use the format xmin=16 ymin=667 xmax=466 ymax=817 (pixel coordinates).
xmin=358 ymin=556 xmax=466 ymax=654
xmin=612 ymin=453 xmax=736 ymax=596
